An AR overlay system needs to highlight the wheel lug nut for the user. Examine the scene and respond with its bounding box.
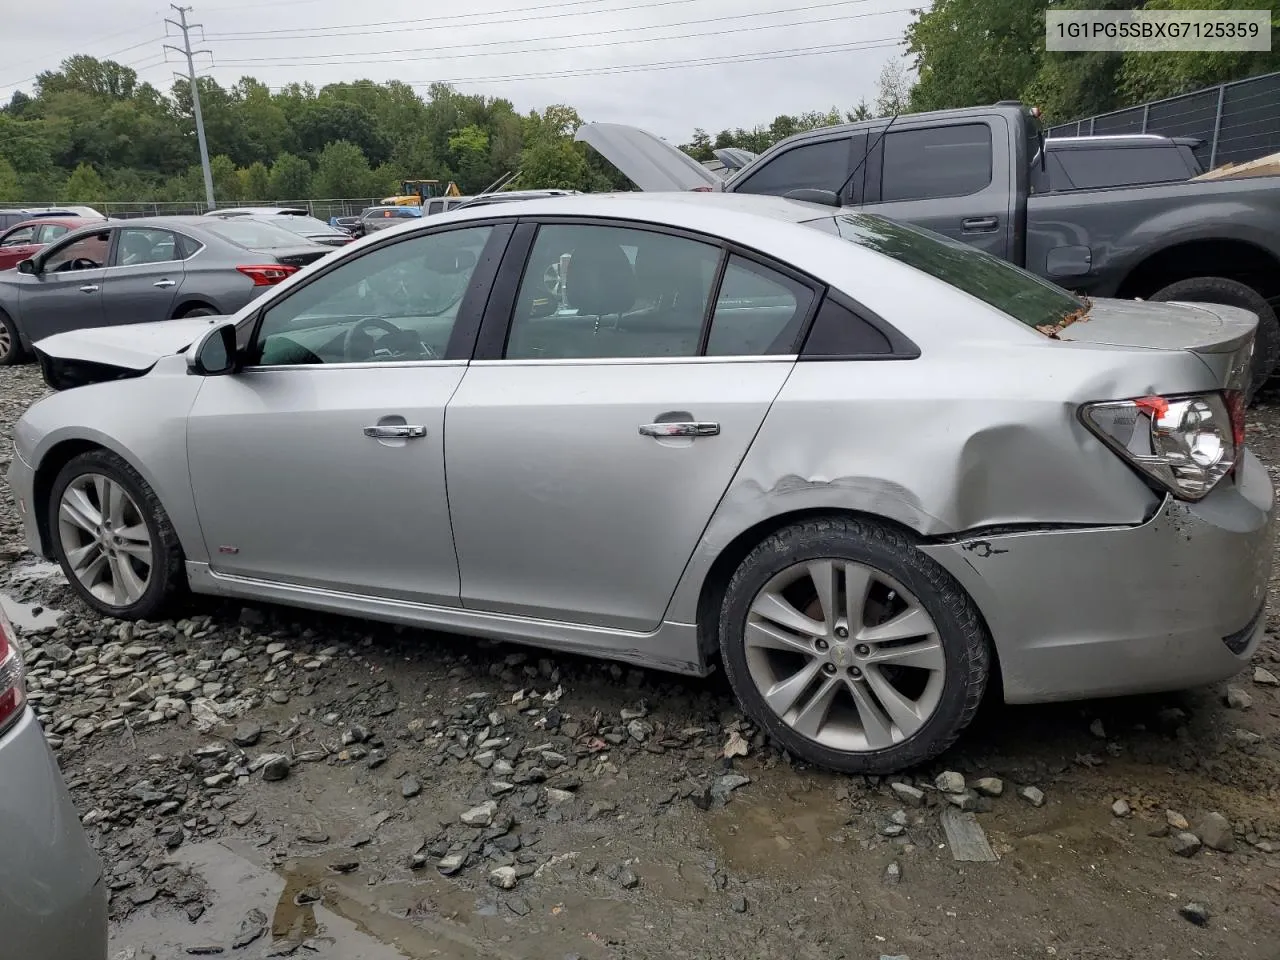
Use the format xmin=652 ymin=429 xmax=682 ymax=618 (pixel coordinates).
xmin=835 ymin=626 xmax=849 ymax=639
xmin=815 ymin=640 xmax=828 ymax=651
xmin=850 ymin=667 xmax=863 ymax=678
xmin=823 ymin=663 xmax=837 ymax=675
xmin=855 ymin=644 xmax=870 ymax=656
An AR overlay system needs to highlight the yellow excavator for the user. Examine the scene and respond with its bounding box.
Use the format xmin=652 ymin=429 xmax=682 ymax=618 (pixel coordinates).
xmin=381 ymin=179 xmax=462 ymax=207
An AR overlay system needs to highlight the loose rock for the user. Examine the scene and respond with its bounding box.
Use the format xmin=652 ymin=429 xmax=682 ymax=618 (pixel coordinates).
xmin=1225 ymin=686 xmax=1253 ymax=709
xmin=1017 ymin=785 xmax=1045 ymax=807
xmin=1170 ymin=832 xmax=1202 ymax=857
xmin=489 ymin=866 xmax=518 ymax=890
xmin=461 ymin=801 xmax=499 ymax=827
xmin=883 ymin=861 xmax=902 ymax=885
xmin=1111 ymin=799 xmax=1131 ymax=818
xmin=1178 ymin=902 xmax=1211 ymax=927
xmin=401 ymin=777 xmax=422 ymax=799
xmin=934 ymin=771 xmax=965 ymax=794
xmin=261 ymin=755 xmax=291 ymax=782
xmin=972 ymin=777 xmax=1004 ymax=798
xmin=1195 ymin=812 xmax=1235 ymax=853
xmin=890 ymin=782 xmax=926 ymax=807
xmin=1253 ymin=667 xmax=1279 ymax=686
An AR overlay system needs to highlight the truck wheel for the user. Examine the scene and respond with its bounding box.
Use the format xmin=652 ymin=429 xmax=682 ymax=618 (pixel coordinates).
xmin=718 ymin=516 xmax=990 ymax=774
xmin=1149 ymin=277 xmax=1279 ymax=400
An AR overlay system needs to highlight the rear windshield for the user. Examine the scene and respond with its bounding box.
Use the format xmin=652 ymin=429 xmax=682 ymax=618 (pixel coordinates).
xmin=203 ymin=218 xmax=310 ymax=250
xmin=808 ymin=213 xmax=1084 ymax=331
xmin=265 ymin=215 xmax=341 ymax=236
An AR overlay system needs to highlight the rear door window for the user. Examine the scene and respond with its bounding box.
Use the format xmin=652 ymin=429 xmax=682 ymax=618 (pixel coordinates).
xmin=881 ymin=124 xmax=993 ymax=201
xmin=705 ymin=256 xmax=815 ymax=356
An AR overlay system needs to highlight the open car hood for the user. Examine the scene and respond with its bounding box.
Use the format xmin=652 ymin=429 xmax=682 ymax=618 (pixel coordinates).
xmin=575 ymin=122 xmax=721 ymax=192
xmin=33 ymin=315 xmax=227 ymax=389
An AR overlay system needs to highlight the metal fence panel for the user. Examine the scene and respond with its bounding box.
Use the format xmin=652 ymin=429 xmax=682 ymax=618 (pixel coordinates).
xmin=1045 ymin=71 xmax=1280 ymax=171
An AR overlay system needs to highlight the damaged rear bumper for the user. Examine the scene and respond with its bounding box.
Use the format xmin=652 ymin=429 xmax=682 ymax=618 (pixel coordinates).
xmin=921 ymin=450 xmax=1275 ymax=704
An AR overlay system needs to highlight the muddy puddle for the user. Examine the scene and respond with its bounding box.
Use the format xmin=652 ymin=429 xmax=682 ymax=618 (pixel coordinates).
xmin=0 ymin=589 xmax=62 ymax=631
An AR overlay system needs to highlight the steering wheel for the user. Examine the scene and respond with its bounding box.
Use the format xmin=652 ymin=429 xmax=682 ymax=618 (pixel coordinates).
xmin=341 ymin=316 xmax=433 ymax=362
xmin=56 ymin=257 xmax=99 ymax=272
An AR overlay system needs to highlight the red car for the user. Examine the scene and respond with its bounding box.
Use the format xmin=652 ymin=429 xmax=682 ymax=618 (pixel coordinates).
xmin=0 ymin=217 xmax=103 ymax=271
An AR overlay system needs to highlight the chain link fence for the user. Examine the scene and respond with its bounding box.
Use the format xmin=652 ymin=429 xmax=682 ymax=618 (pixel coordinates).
xmin=1046 ymin=71 xmax=1280 ymax=171
xmin=22 ymin=198 xmax=384 ymax=220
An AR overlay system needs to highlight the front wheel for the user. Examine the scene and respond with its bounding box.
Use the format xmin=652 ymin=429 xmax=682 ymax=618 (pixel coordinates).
xmin=719 ymin=516 xmax=990 ymax=774
xmin=48 ymin=450 xmax=187 ymax=619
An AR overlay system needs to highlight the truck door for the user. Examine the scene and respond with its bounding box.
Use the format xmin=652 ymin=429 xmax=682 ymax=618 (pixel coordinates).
xmin=862 ymin=115 xmax=1013 ymax=261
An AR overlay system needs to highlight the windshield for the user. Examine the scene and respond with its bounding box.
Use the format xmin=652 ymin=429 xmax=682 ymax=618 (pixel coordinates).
xmin=203 ymin=218 xmax=312 ymax=250
xmin=809 ymin=213 xmax=1085 ymax=332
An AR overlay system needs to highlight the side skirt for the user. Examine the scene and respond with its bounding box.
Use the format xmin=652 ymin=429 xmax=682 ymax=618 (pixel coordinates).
xmin=186 ymin=562 xmax=709 ymax=676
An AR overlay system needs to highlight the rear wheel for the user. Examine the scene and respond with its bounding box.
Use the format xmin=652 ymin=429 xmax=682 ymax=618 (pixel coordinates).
xmin=1149 ymin=277 xmax=1278 ymax=401
xmin=0 ymin=310 xmax=27 ymax=366
xmin=48 ymin=450 xmax=186 ymax=620
xmin=177 ymin=304 xmax=218 ymax=319
xmin=719 ymin=516 xmax=990 ymax=774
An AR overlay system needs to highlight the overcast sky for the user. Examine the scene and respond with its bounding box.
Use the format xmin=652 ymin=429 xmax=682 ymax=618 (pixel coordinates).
xmin=0 ymin=0 xmax=918 ymax=141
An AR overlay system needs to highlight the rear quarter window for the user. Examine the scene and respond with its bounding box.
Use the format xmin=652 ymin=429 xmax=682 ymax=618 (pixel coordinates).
xmin=811 ymin=213 xmax=1083 ymax=333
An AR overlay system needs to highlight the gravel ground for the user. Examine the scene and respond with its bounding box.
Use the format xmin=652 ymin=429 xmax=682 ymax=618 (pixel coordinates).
xmin=4 ymin=361 xmax=1280 ymax=960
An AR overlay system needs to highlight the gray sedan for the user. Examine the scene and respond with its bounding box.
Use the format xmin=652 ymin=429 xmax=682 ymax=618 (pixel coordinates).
xmin=0 ymin=605 xmax=107 ymax=959
xmin=0 ymin=216 xmax=333 ymax=365
xmin=7 ymin=193 xmax=1273 ymax=773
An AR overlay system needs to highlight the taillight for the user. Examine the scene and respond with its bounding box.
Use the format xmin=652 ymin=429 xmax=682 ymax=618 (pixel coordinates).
xmin=1081 ymin=392 xmax=1237 ymax=501
xmin=0 ymin=606 xmax=27 ymax=734
xmin=690 ymin=186 xmax=714 ymax=192
xmin=236 ymin=264 xmax=299 ymax=286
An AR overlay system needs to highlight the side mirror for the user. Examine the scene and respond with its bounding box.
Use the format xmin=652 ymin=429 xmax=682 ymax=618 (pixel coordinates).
xmin=17 ymin=258 xmax=37 ymax=275
xmin=187 ymin=320 xmax=238 ymax=377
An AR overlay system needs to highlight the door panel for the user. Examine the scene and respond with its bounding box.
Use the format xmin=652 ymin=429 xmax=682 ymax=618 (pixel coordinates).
xmin=865 ymin=117 xmax=1013 ymax=260
xmin=447 ymin=361 xmax=792 ymax=631
xmin=186 ymin=222 xmax=502 ymax=603
xmin=187 ymin=365 xmax=466 ymax=602
xmin=100 ymin=227 xmax=184 ymax=324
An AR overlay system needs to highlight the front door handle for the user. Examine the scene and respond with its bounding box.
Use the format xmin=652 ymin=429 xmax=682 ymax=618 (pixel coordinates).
xmin=639 ymin=421 xmax=720 ymax=438
xmin=153 ymin=279 xmax=176 ymax=288
xmin=363 ymin=424 xmax=426 ymax=439
xmin=79 ymin=284 xmax=99 ymax=293
xmin=962 ymin=216 xmax=999 ymax=232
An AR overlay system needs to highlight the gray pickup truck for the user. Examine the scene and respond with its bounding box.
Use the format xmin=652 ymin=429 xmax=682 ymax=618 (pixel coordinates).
xmin=578 ymin=104 xmax=1280 ymax=392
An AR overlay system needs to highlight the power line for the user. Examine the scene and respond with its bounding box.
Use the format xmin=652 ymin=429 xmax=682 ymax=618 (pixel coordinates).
xmin=206 ymin=0 xmax=725 ymax=40
xmin=212 ymin=1 xmax=913 ymax=67
xmin=0 ymin=35 xmax=167 ymax=91
xmin=264 ymin=36 xmax=904 ymax=90
xmin=0 ymin=24 xmax=160 ymax=76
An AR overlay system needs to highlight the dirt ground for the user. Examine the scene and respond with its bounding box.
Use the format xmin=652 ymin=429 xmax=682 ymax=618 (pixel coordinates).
xmin=4 ymin=362 xmax=1280 ymax=960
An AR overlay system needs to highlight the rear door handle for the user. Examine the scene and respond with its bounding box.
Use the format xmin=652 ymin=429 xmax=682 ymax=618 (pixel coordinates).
xmin=639 ymin=421 xmax=720 ymax=438
xmin=153 ymin=279 xmax=176 ymax=288
xmin=363 ymin=424 xmax=426 ymax=439
xmin=79 ymin=284 xmax=99 ymax=293
xmin=962 ymin=216 xmax=999 ymax=232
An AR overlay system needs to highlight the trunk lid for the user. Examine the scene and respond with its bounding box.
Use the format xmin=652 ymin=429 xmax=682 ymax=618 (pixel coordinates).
xmin=575 ymin=122 xmax=721 ymax=192
xmin=1059 ymin=297 xmax=1255 ymax=390
xmin=267 ymin=245 xmax=333 ymax=268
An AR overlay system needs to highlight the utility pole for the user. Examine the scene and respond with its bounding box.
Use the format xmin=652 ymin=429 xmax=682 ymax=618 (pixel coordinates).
xmin=165 ymin=5 xmax=216 ymax=209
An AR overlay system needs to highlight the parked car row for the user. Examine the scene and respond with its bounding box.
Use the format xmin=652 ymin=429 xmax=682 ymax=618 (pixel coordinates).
xmin=0 ymin=213 xmax=342 ymax=365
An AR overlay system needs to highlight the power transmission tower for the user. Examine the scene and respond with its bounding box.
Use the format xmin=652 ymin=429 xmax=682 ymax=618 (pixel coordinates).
xmin=164 ymin=5 xmax=216 ymax=209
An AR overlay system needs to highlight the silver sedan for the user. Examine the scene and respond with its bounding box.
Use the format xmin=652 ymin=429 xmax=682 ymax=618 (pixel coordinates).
xmin=6 ymin=193 xmax=1274 ymax=773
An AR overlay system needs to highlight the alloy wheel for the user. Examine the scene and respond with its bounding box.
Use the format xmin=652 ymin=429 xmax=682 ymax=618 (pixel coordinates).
xmin=744 ymin=559 xmax=946 ymax=753
xmin=0 ymin=323 xmax=11 ymax=361
xmin=57 ymin=473 xmax=154 ymax=607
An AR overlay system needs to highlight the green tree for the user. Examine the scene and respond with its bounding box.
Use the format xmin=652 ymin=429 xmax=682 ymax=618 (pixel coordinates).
xmin=0 ymin=158 xmax=19 ymax=202
xmin=313 ymin=140 xmax=374 ymax=197
xmin=240 ymin=161 xmax=270 ymax=200
xmin=268 ymin=152 xmax=312 ymax=200
xmin=519 ymin=138 xmax=589 ymax=190
xmin=447 ymin=124 xmax=490 ymax=192
xmin=63 ymin=161 xmax=105 ymax=202
xmin=906 ymin=0 xmax=1047 ymax=112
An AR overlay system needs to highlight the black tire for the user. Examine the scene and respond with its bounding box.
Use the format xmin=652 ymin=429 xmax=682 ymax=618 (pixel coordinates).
xmin=178 ymin=305 xmax=218 ymax=319
xmin=48 ymin=449 xmax=187 ymax=620
xmin=718 ymin=516 xmax=990 ymax=774
xmin=1148 ymin=277 xmax=1279 ymax=400
xmin=0 ymin=309 xmax=28 ymax=366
